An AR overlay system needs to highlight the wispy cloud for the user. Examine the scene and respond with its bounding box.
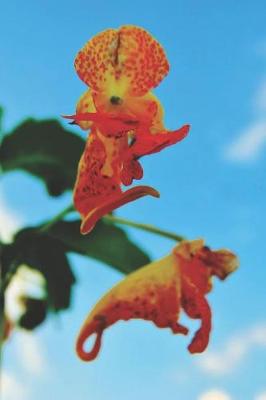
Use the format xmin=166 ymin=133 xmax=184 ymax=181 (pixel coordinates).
xmin=1 ymin=371 xmax=28 ymax=400
xmin=2 ymin=331 xmax=49 ymax=400
xmin=196 ymin=322 xmax=266 ymax=375
xmin=224 ymin=120 xmax=266 ymax=162
xmin=198 ymin=389 xmax=232 ymax=400
xmin=0 ymin=191 xmax=22 ymax=242
xmin=224 ymin=77 xmax=266 ymax=163
xmin=5 ymin=265 xmax=46 ymax=321
xmin=255 ymin=392 xmax=266 ymax=400
xmin=15 ymin=331 xmax=48 ymax=376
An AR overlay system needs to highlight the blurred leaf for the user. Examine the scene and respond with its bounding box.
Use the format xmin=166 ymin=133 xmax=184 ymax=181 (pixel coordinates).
xmin=5 ymin=228 xmax=76 ymax=311
xmin=0 ymin=118 xmax=85 ymax=196
xmin=1 ymin=215 xmax=150 ymax=331
xmin=0 ymin=106 xmax=4 ymax=134
xmin=1 ymin=242 xmax=19 ymax=280
xmin=18 ymin=298 xmax=47 ymax=330
xmin=47 ymin=219 xmax=150 ymax=274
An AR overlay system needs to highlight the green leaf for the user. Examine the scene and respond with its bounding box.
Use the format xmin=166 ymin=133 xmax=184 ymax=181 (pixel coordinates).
xmin=1 ymin=242 xmax=14 ymax=278
xmin=0 ymin=118 xmax=85 ymax=196
xmin=0 ymin=106 xmax=4 ymax=134
xmin=9 ymin=228 xmax=76 ymax=311
xmin=46 ymin=219 xmax=150 ymax=274
xmin=18 ymin=298 xmax=47 ymax=330
xmin=1 ymin=216 xmax=150 ymax=330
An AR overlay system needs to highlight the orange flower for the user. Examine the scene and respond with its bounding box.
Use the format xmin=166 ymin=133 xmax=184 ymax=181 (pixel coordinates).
xmin=65 ymin=26 xmax=189 ymax=233
xmin=76 ymin=239 xmax=239 ymax=361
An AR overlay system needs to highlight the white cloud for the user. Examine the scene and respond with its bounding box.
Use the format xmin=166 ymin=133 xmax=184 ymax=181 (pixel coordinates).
xmin=0 ymin=191 xmax=22 ymax=242
xmin=1 ymin=371 xmax=28 ymax=400
xmin=15 ymin=331 xmax=48 ymax=376
xmin=197 ymin=322 xmax=266 ymax=375
xmin=255 ymin=392 xmax=266 ymax=400
xmin=5 ymin=265 xmax=46 ymax=321
xmin=224 ymin=77 xmax=266 ymax=163
xmin=198 ymin=389 xmax=232 ymax=400
xmin=2 ymin=331 xmax=48 ymax=400
xmin=224 ymin=120 xmax=266 ymax=162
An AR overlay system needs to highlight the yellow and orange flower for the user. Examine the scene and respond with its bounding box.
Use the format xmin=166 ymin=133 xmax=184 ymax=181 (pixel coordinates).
xmin=65 ymin=25 xmax=189 ymax=233
xmin=76 ymin=239 xmax=239 ymax=361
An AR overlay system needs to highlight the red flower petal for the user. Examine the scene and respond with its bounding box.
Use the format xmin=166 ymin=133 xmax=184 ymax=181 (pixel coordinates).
xmin=75 ymin=240 xmax=238 ymax=361
xmin=80 ymin=185 xmax=160 ymax=234
xmin=181 ymin=277 xmax=211 ymax=353
xmin=129 ymin=124 xmax=190 ymax=158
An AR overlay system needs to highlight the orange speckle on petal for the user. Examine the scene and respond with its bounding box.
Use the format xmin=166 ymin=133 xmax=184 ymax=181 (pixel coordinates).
xmin=75 ymin=29 xmax=118 ymax=91
xmin=74 ymin=25 xmax=169 ymax=96
xmin=118 ymin=25 xmax=170 ymax=96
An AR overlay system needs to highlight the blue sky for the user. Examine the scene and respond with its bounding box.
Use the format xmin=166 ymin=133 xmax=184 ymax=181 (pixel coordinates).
xmin=1 ymin=1 xmax=266 ymax=399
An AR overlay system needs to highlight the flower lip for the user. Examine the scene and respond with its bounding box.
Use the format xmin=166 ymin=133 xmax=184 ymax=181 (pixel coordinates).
xmin=110 ymin=96 xmax=123 ymax=105
xmin=62 ymin=112 xmax=142 ymax=136
xmin=80 ymin=185 xmax=160 ymax=235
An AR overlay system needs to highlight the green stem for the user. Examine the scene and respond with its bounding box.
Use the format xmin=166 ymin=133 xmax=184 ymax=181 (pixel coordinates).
xmin=1 ymin=204 xmax=184 ymax=294
xmin=103 ymin=215 xmax=185 ymax=242
xmin=0 ymin=205 xmax=74 ymax=294
xmin=0 ymin=197 xmax=185 ymax=356
xmin=40 ymin=203 xmax=185 ymax=242
xmin=39 ymin=204 xmax=74 ymax=232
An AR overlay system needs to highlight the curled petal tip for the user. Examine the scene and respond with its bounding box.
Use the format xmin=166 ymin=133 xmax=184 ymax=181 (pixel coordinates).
xmin=62 ymin=114 xmax=75 ymax=120
xmin=203 ymin=248 xmax=239 ymax=280
xmin=174 ymin=124 xmax=190 ymax=141
xmin=62 ymin=113 xmax=97 ymax=122
xmin=76 ymin=321 xmax=104 ymax=362
xmin=144 ymin=186 xmax=160 ymax=198
xmin=80 ymin=186 xmax=160 ymax=234
xmin=62 ymin=114 xmax=79 ymax=125
xmin=183 ymin=124 xmax=190 ymax=135
xmin=188 ymin=343 xmax=203 ymax=354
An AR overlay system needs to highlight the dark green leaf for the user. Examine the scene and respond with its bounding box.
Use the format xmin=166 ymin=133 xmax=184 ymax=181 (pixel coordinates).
xmin=1 ymin=242 xmax=20 ymax=284
xmin=18 ymin=298 xmax=47 ymax=330
xmin=47 ymin=219 xmax=150 ymax=274
xmin=1 ymin=216 xmax=150 ymax=330
xmin=10 ymin=228 xmax=76 ymax=311
xmin=0 ymin=119 xmax=85 ymax=196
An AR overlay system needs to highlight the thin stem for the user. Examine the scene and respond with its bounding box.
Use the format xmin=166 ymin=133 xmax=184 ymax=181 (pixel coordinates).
xmin=103 ymin=215 xmax=185 ymax=242
xmin=1 ymin=204 xmax=184 ymax=294
xmin=40 ymin=203 xmax=185 ymax=242
xmin=39 ymin=204 xmax=74 ymax=232
xmin=0 ymin=205 xmax=75 ymax=294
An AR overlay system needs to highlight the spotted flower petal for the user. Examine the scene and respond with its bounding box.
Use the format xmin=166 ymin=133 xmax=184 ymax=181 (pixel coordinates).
xmin=76 ymin=239 xmax=239 ymax=361
xmin=73 ymin=127 xmax=159 ymax=233
xmin=75 ymin=25 xmax=169 ymax=96
xmin=80 ymin=185 xmax=159 ymax=234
